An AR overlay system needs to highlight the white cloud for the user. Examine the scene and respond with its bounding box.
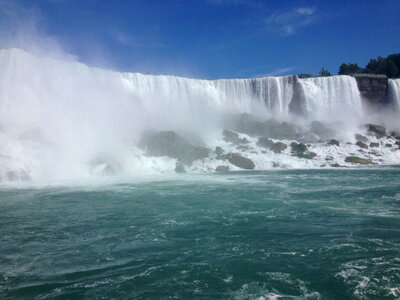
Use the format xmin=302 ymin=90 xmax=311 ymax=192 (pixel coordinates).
xmin=265 ymin=7 xmax=316 ymax=35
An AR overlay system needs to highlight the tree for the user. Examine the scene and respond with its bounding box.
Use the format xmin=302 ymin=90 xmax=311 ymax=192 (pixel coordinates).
xmin=338 ymin=63 xmax=361 ymax=75
xmin=297 ymin=73 xmax=313 ymax=78
xmin=384 ymin=60 xmax=398 ymax=78
xmin=319 ymin=68 xmax=331 ymax=77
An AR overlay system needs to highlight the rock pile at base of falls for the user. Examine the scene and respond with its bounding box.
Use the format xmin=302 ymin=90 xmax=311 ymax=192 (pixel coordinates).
xmin=139 ymin=131 xmax=210 ymax=165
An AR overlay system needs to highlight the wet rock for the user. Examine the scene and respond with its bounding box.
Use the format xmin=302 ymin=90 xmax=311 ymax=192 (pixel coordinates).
xmin=328 ymin=139 xmax=340 ymax=146
xmin=385 ymin=143 xmax=392 ymax=147
xmin=355 ymin=141 xmax=368 ymax=149
xmin=175 ymin=161 xmax=186 ymax=173
xmin=390 ymin=131 xmax=400 ymax=140
xmin=215 ymin=165 xmax=229 ymax=172
xmin=139 ymin=131 xmax=209 ymax=165
xmin=272 ymin=162 xmax=280 ymax=168
xmin=366 ymin=124 xmax=386 ymax=136
xmin=355 ymin=134 xmax=368 ymax=143
xmin=345 ymin=156 xmax=375 ymax=165
xmin=325 ymin=156 xmax=334 ymax=161
xmin=370 ymin=142 xmax=379 ymax=148
xmin=257 ymin=138 xmax=287 ymax=153
xmin=223 ymin=129 xmax=249 ymax=145
xmin=270 ymin=142 xmax=287 ymax=154
xmin=257 ymin=138 xmax=274 ymax=148
xmin=298 ymin=152 xmax=317 ymax=159
xmin=215 ymin=146 xmax=224 ymax=156
xmin=331 ymin=163 xmax=342 ymax=167
xmin=224 ymin=153 xmax=255 ymax=169
xmin=291 ymin=142 xmax=308 ymax=153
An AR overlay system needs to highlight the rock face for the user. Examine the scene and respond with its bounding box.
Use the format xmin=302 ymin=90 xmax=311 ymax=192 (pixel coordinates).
xmin=224 ymin=153 xmax=255 ymax=169
xmin=353 ymin=74 xmax=388 ymax=106
xmin=139 ymin=131 xmax=209 ymax=165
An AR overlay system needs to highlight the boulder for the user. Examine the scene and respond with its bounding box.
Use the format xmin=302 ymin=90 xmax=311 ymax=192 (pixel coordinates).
xmin=257 ymin=138 xmax=287 ymax=153
xmin=385 ymin=143 xmax=392 ymax=147
xmin=175 ymin=162 xmax=186 ymax=173
xmin=355 ymin=141 xmax=368 ymax=149
xmin=270 ymin=142 xmax=287 ymax=154
xmin=331 ymin=163 xmax=342 ymax=168
xmin=328 ymin=139 xmax=340 ymax=146
xmin=215 ymin=165 xmax=230 ymax=172
xmin=345 ymin=156 xmax=375 ymax=165
xmin=355 ymin=134 xmax=368 ymax=143
xmin=297 ymin=152 xmax=317 ymax=159
xmin=257 ymin=138 xmax=274 ymax=148
xmin=223 ymin=129 xmax=249 ymax=144
xmin=139 ymin=131 xmax=209 ymax=165
xmin=291 ymin=142 xmax=308 ymax=153
xmin=366 ymin=124 xmax=386 ymax=136
xmin=215 ymin=146 xmax=224 ymax=156
xmin=224 ymin=153 xmax=255 ymax=169
xmin=370 ymin=142 xmax=379 ymax=148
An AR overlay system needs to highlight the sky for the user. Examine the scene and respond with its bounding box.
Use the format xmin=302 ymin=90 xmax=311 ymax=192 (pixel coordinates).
xmin=0 ymin=0 xmax=399 ymax=79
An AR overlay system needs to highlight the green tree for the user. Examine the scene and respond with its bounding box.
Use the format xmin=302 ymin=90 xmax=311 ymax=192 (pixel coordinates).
xmin=338 ymin=63 xmax=361 ymax=75
xmin=319 ymin=68 xmax=331 ymax=77
xmin=384 ymin=60 xmax=398 ymax=78
xmin=297 ymin=73 xmax=313 ymax=78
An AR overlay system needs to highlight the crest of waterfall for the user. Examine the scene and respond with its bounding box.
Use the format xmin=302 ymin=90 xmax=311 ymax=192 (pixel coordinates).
xmin=296 ymin=75 xmax=363 ymax=123
xmin=388 ymin=79 xmax=400 ymax=110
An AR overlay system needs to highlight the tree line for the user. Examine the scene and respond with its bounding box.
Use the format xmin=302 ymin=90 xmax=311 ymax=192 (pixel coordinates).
xmin=297 ymin=53 xmax=400 ymax=79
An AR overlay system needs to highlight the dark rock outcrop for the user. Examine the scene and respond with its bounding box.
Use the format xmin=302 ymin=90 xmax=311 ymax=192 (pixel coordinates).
xmin=139 ymin=131 xmax=209 ymax=165
xmin=353 ymin=74 xmax=388 ymax=106
xmin=370 ymin=142 xmax=379 ymax=148
xmin=224 ymin=153 xmax=255 ymax=169
xmin=328 ymin=139 xmax=340 ymax=146
xmin=366 ymin=124 xmax=386 ymax=136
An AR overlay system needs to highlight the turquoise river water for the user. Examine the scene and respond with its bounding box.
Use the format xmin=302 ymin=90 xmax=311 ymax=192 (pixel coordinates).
xmin=1 ymin=168 xmax=400 ymax=299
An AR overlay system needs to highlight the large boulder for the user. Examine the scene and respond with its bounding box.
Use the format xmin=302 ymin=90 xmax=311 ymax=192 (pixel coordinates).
xmin=355 ymin=141 xmax=368 ymax=149
xmin=328 ymin=139 xmax=340 ymax=146
xmin=345 ymin=156 xmax=375 ymax=165
xmin=215 ymin=165 xmax=230 ymax=172
xmin=270 ymin=142 xmax=287 ymax=154
xmin=355 ymin=134 xmax=368 ymax=143
xmin=257 ymin=138 xmax=287 ymax=153
xmin=222 ymin=129 xmax=249 ymax=145
xmin=139 ymin=131 xmax=209 ymax=165
xmin=370 ymin=142 xmax=379 ymax=148
xmin=224 ymin=153 xmax=255 ymax=169
xmin=366 ymin=124 xmax=386 ymax=136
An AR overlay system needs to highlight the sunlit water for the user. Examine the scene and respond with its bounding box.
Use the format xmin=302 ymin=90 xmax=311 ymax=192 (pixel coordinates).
xmin=1 ymin=167 xmax=400 ymax=299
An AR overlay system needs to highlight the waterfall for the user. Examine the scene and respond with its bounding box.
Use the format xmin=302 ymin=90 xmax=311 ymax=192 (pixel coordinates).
xmin=0 ymin=48 xmax=389 ymax=182
xmin=296 ymin=75 xmax=363 ymax=123
xmin=388 ymin=79 xmax=400 ymax=109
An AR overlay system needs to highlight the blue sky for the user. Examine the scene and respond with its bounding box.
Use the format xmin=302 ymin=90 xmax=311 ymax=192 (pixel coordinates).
xmin=1 ymin=0 xmax=399 ymax=79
